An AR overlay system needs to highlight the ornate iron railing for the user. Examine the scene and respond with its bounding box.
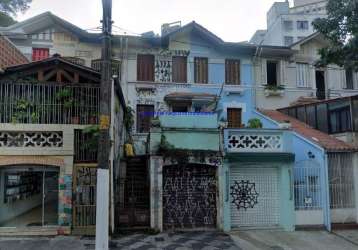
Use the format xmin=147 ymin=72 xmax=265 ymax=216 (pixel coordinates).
xmin=0 ymin=82 xmax=99 ymax=124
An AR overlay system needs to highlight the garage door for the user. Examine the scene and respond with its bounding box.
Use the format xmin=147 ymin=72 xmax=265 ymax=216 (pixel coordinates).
xmin=163 ymin=164 xmax=217 ymax=229
xmin=230 ymin=167 xmax=280 ymax=228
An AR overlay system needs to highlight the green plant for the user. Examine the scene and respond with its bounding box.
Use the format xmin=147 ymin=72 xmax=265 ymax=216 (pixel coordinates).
xmin=12 ymin=98 xmax=32 ymax=123
xmin=56 ymin=88 xmax=74 ymax=109
xmin=124 ymin=106 xmax=135 ymax=133
xmin=247 ymin=118 xmax=263 ymax=129
xmin=264 ymin=85 xmax=285 ymax=91
xmin=82 ymin=125 xmax=100 ymax=151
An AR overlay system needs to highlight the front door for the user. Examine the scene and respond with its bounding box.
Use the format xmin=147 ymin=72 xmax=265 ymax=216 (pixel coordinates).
xmin=163 ymin=164 xmax=217 ymax=230
xmin=316 ymin=71 xmax=326 ymax=100
xmin=0 ymin=166 xmax=59 ymax=228
xmin=230 ymin=167 xmax=280 ymax=229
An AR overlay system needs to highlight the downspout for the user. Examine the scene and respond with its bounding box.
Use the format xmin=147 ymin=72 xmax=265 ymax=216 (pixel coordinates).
xmin=323 ymin=152 xmax=332 ymax=231
xmin=253 ymin=41 xmax=263 ymax=110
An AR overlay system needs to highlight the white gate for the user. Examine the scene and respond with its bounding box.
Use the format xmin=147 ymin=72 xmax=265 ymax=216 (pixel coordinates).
xmin=230 ymin=167 xmax=280 ymax=228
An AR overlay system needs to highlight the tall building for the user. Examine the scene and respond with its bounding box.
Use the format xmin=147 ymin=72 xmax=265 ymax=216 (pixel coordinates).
xmin=250 ymin=0 xmax=327 ymax=46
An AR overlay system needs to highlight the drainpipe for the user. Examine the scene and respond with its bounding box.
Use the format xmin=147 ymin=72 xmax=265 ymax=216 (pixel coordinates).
xmin=323 ymin=152 xmax=332 ymax=231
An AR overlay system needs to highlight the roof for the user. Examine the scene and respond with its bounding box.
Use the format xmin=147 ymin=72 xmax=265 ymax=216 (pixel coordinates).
xmin=290 ymin=32 xmax=329 ymax=49
xmin=259 ymin=109 xmax=358 ymax=152
xmin=0 ymin=35 xmax=29 ymax=69
xmin=161 ymin=21 xmax=257 ymax=53
xmin=0 ymin=12 xmax=101 ymax=43
xmin=164 ymin=92 xmax=217 ymax=102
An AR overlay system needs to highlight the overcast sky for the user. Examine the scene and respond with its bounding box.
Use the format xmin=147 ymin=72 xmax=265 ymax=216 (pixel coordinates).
xmin=16 ymin=0 xmax=293 ymax=42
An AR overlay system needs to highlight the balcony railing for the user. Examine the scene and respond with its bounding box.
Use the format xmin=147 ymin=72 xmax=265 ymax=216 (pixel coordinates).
xmin=224 ymin=129 xmax=284 ymax=153
xmin=91 ymin=59 xmax=121 ymax=79
xmin=158 ymin=112 xmax=218 ymax=129
xmin=0 ymin=82 xmax=99 ymax=125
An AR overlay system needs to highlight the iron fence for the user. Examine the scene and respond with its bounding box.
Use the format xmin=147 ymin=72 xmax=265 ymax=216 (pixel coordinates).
xmin=294 ymin=161 xmax=322 ymax=210
xmin=0 ymin=82 xmax=99 ymax=125
xmin=328 ymin=153 xmax=355 ymax=209
xmin=74 ymin=129 xmax=98 ymax=163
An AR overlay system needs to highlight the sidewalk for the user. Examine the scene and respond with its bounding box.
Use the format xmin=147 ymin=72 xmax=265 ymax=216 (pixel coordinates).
xmin=230 ymin=230 xmax=358 ymax=250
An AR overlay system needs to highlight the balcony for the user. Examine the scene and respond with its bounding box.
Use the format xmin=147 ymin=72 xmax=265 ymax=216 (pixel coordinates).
xmin=158 ymin=112 xmax=218 ymax=129
xmin=0 ymin=82 xmax=99 ymax=125
xmin=224 ymin=129 xmax=285 ymax=153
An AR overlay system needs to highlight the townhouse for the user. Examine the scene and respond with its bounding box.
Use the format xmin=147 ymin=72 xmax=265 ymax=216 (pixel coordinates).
xmin=1 ymin=12 xmax=358 ymax=235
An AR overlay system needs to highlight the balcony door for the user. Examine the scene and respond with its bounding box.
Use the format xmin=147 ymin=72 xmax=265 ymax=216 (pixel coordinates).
xmin=316 ymin=71 xmax=326 ymax=100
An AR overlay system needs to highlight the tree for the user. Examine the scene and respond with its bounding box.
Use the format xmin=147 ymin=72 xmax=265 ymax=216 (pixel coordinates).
xmin=0 ymin=0 xmax=32 ymax=15
xmin=313 ymin=0 xmax=358 ymax=71
xmin=0 ymin=12 xmax=16 ymax=26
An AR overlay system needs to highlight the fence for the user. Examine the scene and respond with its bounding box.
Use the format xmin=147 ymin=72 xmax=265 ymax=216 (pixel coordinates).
xmin=0 ymin=82 xmax=99 ymax=124
xmin=294 ymin=160 xmax=322 ymax=210
xmin=74 ymin=129 xmax=98 ymax=163
xmin=328 ymin=153 xmax=355 ymax=209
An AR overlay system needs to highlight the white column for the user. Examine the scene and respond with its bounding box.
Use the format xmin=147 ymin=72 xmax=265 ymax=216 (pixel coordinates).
xmin=95 ymin=169 xmax=109 ymax=250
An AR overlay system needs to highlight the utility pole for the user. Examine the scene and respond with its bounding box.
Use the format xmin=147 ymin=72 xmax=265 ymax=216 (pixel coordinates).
xmin=96 ymin=0 xmax=112 ymax=249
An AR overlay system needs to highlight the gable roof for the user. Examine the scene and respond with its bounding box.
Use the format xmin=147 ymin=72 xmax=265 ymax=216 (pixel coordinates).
xmin=1 ymin=55 xmax=101 ymax=83
xmin=259 ymin=109 xmax=358 ymax=152
xmin=0 ymin=12 xmax=101 ymax=43
xmin=290 ymin=32 xmax=329 ymax=49
xmin=162 ymin=21 xmax=257 ymax=53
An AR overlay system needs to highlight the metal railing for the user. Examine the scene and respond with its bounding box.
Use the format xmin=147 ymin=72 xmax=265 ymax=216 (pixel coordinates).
xmin=328 ymin=153 xmax=355 ymax=209
xmin=0 ymin=82 xmax=99 ymax=125
xmin=74 ymin=129 xmax=98 ymax=163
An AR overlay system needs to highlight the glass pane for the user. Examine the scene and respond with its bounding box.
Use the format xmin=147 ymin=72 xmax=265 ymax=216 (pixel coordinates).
xmin=43 ymin=170 xmax=59 ymax=226
xmin=0 ymin=167 xmax=43 ymax=228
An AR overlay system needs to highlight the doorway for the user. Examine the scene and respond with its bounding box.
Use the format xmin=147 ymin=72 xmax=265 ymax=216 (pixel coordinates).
xmin=316 ymin=71 xmax=326 ymax=100
xmin=0 ymin=166 xmax=59 ymax=228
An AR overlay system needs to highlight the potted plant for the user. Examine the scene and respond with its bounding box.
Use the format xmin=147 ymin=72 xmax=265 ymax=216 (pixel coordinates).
xmin=264 ymin=85 xmax=285 ymax=97
xmin=247 ymin=118 xmax=263 ymax=129
xmin=12 ymin=99 xmax=31 ymax=123
xmin=88 ymin=112 xmax=98 ymax=124
xmin=56 ymin=87 xmax=79 ymax=124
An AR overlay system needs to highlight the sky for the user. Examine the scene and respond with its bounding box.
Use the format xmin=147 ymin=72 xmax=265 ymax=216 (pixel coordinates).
xmin=15 ymin=0 xmax=293 ymax=42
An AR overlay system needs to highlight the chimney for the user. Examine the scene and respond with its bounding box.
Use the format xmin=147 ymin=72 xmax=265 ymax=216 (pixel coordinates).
xmin=161 ymin=21 xmax=182 ymax=36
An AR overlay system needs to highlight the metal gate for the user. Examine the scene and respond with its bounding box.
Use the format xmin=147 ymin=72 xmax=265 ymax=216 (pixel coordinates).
xmin=72 ymin=164 xmax=97 ymax=235
xmin=230 ymin=167 xmax=279 ymax=228
xmin=117 ymin=156 xmax=150 ymax=228
xmin=163 ymin=164 xmax=217 ymax=230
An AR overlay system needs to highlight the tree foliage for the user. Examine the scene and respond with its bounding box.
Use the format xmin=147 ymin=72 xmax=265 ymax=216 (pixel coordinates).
xmin=0 ymin=11 xmax=16 ymax=26
xmin=313 ymin=0 xmax=358 ymax=71
xmin=0 ymin=0 xmax=32 ymax=15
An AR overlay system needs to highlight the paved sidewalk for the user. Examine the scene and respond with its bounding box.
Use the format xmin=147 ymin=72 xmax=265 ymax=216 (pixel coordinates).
xmin=0 ymin=232 xmax=240 ymax=250
xmin=230 ymin=230 xmax=358 ymax=250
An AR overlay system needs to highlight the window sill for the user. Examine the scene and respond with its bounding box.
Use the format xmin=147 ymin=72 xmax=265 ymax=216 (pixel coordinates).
xmin=264 ymin=89 xmax=285 ymax=97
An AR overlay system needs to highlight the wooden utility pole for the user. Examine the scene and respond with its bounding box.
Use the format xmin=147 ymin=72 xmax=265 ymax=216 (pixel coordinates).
xmin=96 ymin=0 xmax=112 ymax=249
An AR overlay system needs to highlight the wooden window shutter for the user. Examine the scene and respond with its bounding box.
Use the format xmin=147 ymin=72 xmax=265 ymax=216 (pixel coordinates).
xmin=225 ymin=59 xmax=241 ymax=84
xmin=136 ymin=105 xmax=154 ymax=133
xmin=227 ymin=108 xmax=242 ymax=128
xmin=137 ymin=54 xmax=154 ymax=81
xmin=172 ymin=56 xmax=187 ymax=83
xmin=194 ymin=57 xmax=208 ymax=83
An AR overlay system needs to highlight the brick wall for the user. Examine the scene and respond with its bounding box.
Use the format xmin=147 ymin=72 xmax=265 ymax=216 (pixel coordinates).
xmin=0 ymin=36 xmax=29 ymax=69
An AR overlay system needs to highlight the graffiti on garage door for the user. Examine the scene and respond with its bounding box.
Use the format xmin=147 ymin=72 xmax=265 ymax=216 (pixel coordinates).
xmin=163 ymin=164 xmax=217 ymax=229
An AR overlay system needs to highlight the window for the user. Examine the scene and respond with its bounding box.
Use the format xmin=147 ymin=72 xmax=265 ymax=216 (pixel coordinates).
xmin=346 ymin=69 xmax=354 ymax=90
xmin=297 ymin=21 xmax=309 ymax=30
xmin=225 ymin=59 xmax=240 ymax=85
xmin=172 ymin=103 xmax=189 ymax=112
xmin=284 ymin=36 xmax=294 ymax=46
xmin=267 ymin=61 xmax=278 ymax=86
xmin=296 ymin=63 xmax=309 ymax=87
xmin=297 ymin=36 xmax=306 ymax=41
xmin=227 ymin=108 xmax=242 ymax=128
xmin=137 ymin=54 xmax=155 ymax=81
xmin=194 ymin=57 xmax=208 ymax=84
xmin=329 ymin=106 xmax=352 ymax=134
xmin=172 ymin=56 xmax=187 ymax=83
xmin=283 ymin=20 xmax=293 ymax=31
xmin=136 ymin=105 xmax=154 ymax=133
xmin=32 ymin=48 xmax=49 ymax=61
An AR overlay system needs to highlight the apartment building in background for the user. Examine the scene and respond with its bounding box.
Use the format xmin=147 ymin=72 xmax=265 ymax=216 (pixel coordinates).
xmin=250 ymin=0 xmax=327 ymax=46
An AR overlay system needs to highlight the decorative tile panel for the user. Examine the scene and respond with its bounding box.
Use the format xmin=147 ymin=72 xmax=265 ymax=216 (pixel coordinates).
xmin=0 ymin=131 xmax=63 ymax=148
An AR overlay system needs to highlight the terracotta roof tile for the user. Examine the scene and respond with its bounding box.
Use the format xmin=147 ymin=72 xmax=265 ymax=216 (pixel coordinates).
xmin=260 ymin=109 xmax=358 ymax=152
